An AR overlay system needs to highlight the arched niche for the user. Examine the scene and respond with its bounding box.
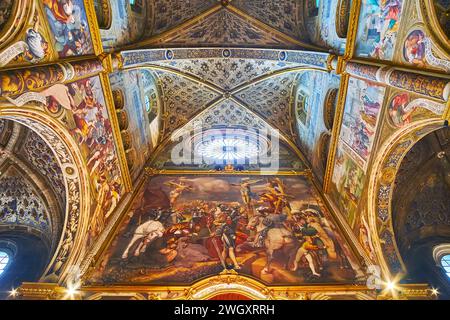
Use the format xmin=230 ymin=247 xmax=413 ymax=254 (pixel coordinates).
xmin=335 ymin=0 xmax=351 ymax=39
xmin=323 ymin=88 xmax=338 ymax=131
xmin=367 ymin=117 xmax=446 ymax=281
xmin=93 ymin=0 xmax=112 ymax=30
xmin=317 ymin=132 xmax=331 ymax=176
xmin=0 ymin=107 xmax=91 ymax=286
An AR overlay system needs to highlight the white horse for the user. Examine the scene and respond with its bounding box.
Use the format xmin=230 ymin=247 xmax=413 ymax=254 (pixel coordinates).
xmin=246 ymin=214 xmax=295 ymax=273
xmin=122 ymin=219 xmax=165 ymax=259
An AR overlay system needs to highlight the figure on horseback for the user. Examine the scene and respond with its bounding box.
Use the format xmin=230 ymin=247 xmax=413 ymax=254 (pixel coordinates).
xmin=245 ymin=206 xmax=295 ymax=273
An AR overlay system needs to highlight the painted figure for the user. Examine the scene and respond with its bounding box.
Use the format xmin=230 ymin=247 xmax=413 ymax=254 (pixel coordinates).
xmin=164 ymin=179 xmax=193 ymax=208
xmin=24 ymin=16 xmax=49 ymax=63
xmin=214 ymin=206 xmax=241 ymax=269
xmin=389 ymin=93 xmax=414 ymax=127
xmin=94 ymin=176 xmax=359 ymax=285
xmin=404 ymin=30 xmax=426 ymax=67
xmin=42 ymin=0 xmax=92 ymax=57
xmin=122 ymin=216 xmax=165 ymax=259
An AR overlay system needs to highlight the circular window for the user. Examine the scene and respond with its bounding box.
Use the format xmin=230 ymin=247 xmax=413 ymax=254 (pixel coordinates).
xmin=195 ymin=131 xmax=262 ymax=164
xmin=0 ymin=250 xmax=10 ymax=277
xmin=441 ymin=254 xmax=450 ymax=279
xmin=192 ymin=129 xmax=271 ymax=165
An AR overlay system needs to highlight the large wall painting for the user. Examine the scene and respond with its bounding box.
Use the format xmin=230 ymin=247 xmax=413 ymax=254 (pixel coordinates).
xmin=90 ymin=175 xmax=363 ymax=286
xmin=355 ymin=0 xmax=404 ymax=60
xmin=339 ymin=77 xmax=385 ymax=169
xmin=109 ymin=69 xmax=159 ymax=181
xmin=60 ymin=76 xmax=125 ymax=242
xmin=331 ymin=141 xmax=366 ymax=227
xmin=42 ymin=0 xmax=94 ymax=58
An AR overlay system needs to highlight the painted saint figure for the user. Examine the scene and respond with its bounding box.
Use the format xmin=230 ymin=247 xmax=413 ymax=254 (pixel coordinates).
xmin=164 ymin=179 xmax=192 ymax=208
xmin=231 ymin=178 xmax=261 ymax=216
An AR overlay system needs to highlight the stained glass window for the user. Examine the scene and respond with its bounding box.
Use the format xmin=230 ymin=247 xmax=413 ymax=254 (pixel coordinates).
xmin=441 ymin=254 xmax=450 ymax=279
xmin=0 ymin=250 xmax=10 ymax=277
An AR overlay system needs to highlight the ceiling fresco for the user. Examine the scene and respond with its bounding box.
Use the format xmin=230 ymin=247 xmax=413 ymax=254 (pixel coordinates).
xmin=109 ymin=69 xmax=161 ymax=181
xmin=234 ymin=72 xmax=297 ymax=137
xmin=294 ymin=71 xmax=340 ymax=181
xmin=231 ymin=0 xmax=305 ymax=40
xmin=100 ymin=0 xmax=148 ymax=50
xmin=178 ymin=99 xmax=269 ymax=133
xmin=146 ymin=0 xmax=217 ymax=36
xmin=140 ymin=48 xmax=331 ymax=150
xmin=0 ymin=0 xmax=449 ymax=300
xmin=156 ymin=70 xmax=223 ymax=138
xmin=153 ymin=8 xmax=298 ymax=48
xmin=156 ymin=57 xmax=301 ymax=91
xmin=305 ymin=0 xmax=347 ymax=54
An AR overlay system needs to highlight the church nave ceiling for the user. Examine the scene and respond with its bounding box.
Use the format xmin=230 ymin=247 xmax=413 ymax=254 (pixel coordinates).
xmin=120 ymin=47 xmax=332 ymax=166
xmin=105 ymin=0 xmax=324 ymax=51
xmin=0 ymin=0 xmax=449 ymax=301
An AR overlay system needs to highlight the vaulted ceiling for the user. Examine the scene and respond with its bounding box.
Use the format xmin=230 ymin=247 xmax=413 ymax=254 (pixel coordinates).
xmin=128 ymin=50 xmax=329 ymax=167
xmin=115 ymin=40 xmax=333 ymax=173
xmin=101 ymin=0 xmax=325 ymax=51
xmin=136 ymin=0 xmax=314 ymax=49
xmin=0 ymin=119 xmax=65 ymax=244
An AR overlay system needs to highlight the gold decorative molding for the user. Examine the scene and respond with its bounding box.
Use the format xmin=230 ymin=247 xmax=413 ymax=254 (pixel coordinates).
xmin=323 ymin=73 xmax=350 ymax=193
xmin=99 ymin=73 xmax=132 ymax=191
xmin=342 ymin=0 xmax=361 ymax=61
xmin=17 ymin=275 xmax=432 ymax=300
xmin=144 ymin=168 xmax=310 ymax=177
xmin=419 ymin=0 xmax=450 ymax=58
xmin=83 ymin=0 xmax=104 ymax=56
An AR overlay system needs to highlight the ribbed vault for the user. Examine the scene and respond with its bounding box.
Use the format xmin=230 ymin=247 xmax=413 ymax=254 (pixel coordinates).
xmin=118 ymin=48 xmax=331 ymax=167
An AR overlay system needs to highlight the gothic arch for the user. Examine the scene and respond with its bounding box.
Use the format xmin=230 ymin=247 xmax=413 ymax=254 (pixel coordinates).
xmin=419 ymin=0 xmax=450 ymax=58
xmin=0 ymin=106 xmax=91 ymax=285
xmin=367 ymin=117 xmax=446 ymax=279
